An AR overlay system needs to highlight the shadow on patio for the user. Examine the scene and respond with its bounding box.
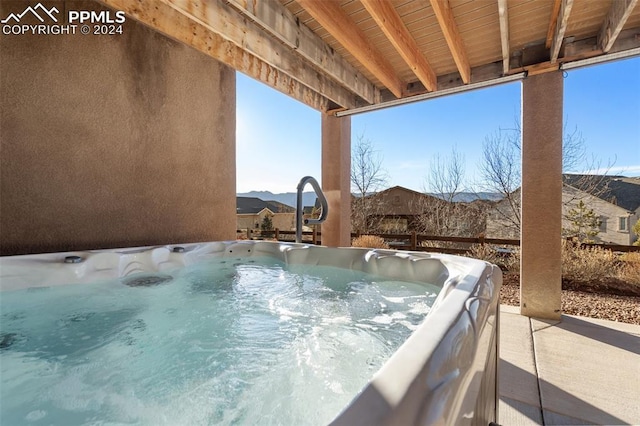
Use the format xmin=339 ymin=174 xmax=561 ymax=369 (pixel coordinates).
xmin=499 ymin=305 xmax=640 ymax=425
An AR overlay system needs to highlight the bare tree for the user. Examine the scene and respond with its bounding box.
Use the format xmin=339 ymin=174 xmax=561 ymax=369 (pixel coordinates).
xmin=480 ymin=127 xmax=522 ymax=236
xmin=427 ymin=148 xmax=465 ymax=203
xmin=481 ymin=120 xmax=612 ymax=238
xmin=561 ymin=125 xmax=587 ymax=172
xmin=415 ymin=197 xmax=487 ymax=238
xmin=350 ymin=133 xmax=388 ymax=233
xmin=417 ymin=147 xmax=487 ymax=238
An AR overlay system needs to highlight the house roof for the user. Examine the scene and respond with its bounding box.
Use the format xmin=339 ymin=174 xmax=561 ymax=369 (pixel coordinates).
xmin=303 ymin=197 xmax=321 ymax=215
xmin=108 ymin=0 xmax=640 ymax=113
xmin=236 ymin=197 xmax=295 ymax=214
xmin=363 ymin=186 xmax=443 ymax=216
xmin=563 ymin=174 xmax=640 ymax=212
xmin=374 ymin=185 xmax=435 ymax=199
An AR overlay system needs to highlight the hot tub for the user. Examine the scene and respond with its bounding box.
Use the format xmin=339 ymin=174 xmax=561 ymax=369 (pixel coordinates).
xmin=0 ymin=241 xmax=501 ymax=425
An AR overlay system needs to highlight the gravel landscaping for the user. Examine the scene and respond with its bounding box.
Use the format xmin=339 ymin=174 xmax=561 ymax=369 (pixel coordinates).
xmin=500 ymin=274 xmax=640 ymax=325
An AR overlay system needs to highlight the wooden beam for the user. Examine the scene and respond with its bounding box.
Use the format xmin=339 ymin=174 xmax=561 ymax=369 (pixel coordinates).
xmin=98 ymin=0 xmax=331 ymax=111
xmin=296 ymin=0 xmax=405 ymax=98
xmin=550 ymin=0 xmax=574 ymax=63
xmin=510 ymin=27 xmax=640 ymax=73
xmin=360 ymin=0 xmax=437 ymax=91
xmin=598 ymin=0 xmax=639 ymax=52
xmin=497 ymin=0 xmax=510 ymax=75
xmin=374 ymin=26 xmax=640 ymax=105
xmin=160 ymin=0 xmax=360 ymax=108
xmin=545 ymin=0 xmax=562 ymax=49
xmin=564 ymin=26 xmax=640 ymax=58
xmin=226 ymin=0 xmax=379 ymax=104
xmin=429 ymin=0 xmax=471 ymax=84
xmin=377 ymin=61 xmax=503 ymax=103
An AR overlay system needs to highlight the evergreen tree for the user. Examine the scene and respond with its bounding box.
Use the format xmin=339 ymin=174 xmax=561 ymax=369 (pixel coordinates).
xmin=563 ymin=200 xmax=601 ymax=243
xmin=260 ymin=214 xmax=273 ymax=231
xmin=633 ymin=219 xmax=640 ymax=247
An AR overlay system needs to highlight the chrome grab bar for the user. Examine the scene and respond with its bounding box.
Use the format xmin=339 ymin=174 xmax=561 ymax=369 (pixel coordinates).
xmin=296 ymin=176 xmax=328 ymax=243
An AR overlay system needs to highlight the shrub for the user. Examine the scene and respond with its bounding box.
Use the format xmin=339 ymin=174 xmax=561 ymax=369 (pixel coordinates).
xmin=502 ymin=247 xmax=520 ymax=274
xmin=352 ymin=235 xmax=389 ymax=249
xmin=561 ymin=240 xmax=619 ymax=282
xmin=467 ymin=244 xmax=500 ymax=265
xmin=618 ymin=252 xmax=640 ymax=284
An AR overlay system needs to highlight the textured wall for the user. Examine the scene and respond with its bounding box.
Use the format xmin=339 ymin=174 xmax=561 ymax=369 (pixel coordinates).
xmin=520 ymin=72 xmax=563 ymax=320
xmin=0 ymin=1 xmax=236 ymax=255
xmin=322 ymin=114 xmax=351 ymax=247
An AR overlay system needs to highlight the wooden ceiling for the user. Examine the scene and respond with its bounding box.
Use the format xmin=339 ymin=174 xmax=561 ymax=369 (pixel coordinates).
xmin=101 ymin=0 xmax=640 ymax=114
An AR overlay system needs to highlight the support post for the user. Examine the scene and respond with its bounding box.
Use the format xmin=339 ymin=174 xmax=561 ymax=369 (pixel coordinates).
xmin=321 ymin=114 xmax=351 ymax=247
xmin=520 ymin=72 xmax=563 ymax=320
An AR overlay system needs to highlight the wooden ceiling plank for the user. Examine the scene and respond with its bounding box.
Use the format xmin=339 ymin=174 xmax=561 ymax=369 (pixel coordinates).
xmin=429 ymin=0 xmax=472 ymax=84
xmin=550 ymin=0 xmax=575 ymax=63
xmin=159 ymin=0 xmax=359 ymax=108
xmin=296 ymin=0 xmax=405 ymax=98
xmin=98 ymin=0 xmax=331 ymax=111
xmin=361 ymin=0 xmax=437 ymax=91
xmin=498 ymin=0 xmax=510 ymax=75
xmin=545 ymin=0 xmax=563 ymax=49
xmin=227 ymin=0 xmax=379 ymax=104
xmin=598 ymin=0 xmax=639 ymax=52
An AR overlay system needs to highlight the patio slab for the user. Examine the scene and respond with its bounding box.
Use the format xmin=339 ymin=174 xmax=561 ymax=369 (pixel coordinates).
xmin=499 ymin=305 xmax=541 ymax=408
xmin=499 ymin=305 xmax=640 ymax=425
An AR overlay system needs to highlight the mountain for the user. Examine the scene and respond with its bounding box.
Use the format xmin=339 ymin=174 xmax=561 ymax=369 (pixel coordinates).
xmin=237 ymin=191 xmax=317 ymax=208
xmin=238 ymin=190 xmax=503 ymax=207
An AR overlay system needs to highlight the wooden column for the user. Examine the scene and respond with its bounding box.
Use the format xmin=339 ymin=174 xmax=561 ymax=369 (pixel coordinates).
xmin=321 ymin=114 xmax=351 ymax=247
xmin=520 ymin=72 xmax=563 ymax=320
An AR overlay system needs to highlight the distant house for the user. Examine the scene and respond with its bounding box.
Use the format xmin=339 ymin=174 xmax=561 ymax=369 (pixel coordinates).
xmin=353 ymin=186 xmax=489 ymax=236
xmin=352 ymin=186 xmax=439 ymax=233
xmin=236 ymin=197 xmax=295 ymax=231
xmin=301 ymin=198 xmax=323 ymax=231
xmin=486 ymin=175 xmax=640 ymax=245
xmin=563 ymin=175 xmax=640 ymax=245
xmin=302 ymin=197 xmax=321 ymax=216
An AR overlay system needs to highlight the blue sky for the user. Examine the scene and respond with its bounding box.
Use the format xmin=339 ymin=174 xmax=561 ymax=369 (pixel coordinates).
xmin=236 ymin=57 xmax=640 ymax=193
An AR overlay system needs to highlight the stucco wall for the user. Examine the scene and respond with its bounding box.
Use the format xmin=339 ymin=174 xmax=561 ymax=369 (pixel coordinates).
xmin=237 ymin=212 xmax=295 ymax=231
xmin=562 ymin=185 xmax=636 ymax=245
xmin=0 ymin=1 xmax=236 ymax=255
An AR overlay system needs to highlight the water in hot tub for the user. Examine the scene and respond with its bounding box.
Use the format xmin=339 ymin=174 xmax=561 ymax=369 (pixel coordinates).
xmin=0 ymin=257 xmax=440 ymax=425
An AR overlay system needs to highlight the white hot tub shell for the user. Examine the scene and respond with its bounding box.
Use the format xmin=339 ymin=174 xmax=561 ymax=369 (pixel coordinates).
xmin=0 ymin=241 xmax=502 ymax=425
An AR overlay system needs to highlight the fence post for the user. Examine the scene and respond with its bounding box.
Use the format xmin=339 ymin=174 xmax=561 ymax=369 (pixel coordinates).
xmin=312 ymin=228 xmax=317 ymax=245
xmin=247 ymin=229 xmax=252 ymax=240
xmin=275 ymin=228 xmax=280 ymax=241
xmin=411 ymin=231 xmax=417 ymax=251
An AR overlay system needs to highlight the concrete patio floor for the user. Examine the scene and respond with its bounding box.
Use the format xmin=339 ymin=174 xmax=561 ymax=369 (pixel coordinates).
xmin=499 ymin=305 xmax=640 ymax=425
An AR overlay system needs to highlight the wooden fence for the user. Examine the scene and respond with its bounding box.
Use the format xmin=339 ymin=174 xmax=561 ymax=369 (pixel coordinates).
xmin=237 ymin=229 xmax=640 ymax=255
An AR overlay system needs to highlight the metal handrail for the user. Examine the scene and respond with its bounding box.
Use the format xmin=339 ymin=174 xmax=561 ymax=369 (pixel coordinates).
xmin=296 ymin=176 xmax=328 ymax=243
